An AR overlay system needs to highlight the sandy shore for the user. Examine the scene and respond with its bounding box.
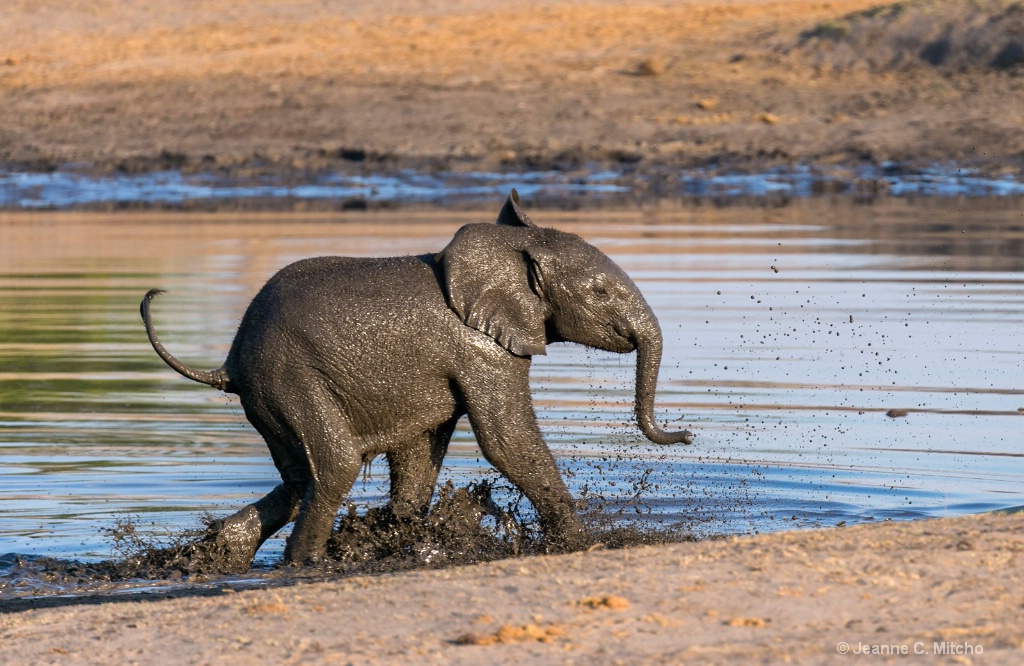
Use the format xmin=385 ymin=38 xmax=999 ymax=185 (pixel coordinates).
xmin=2 ymin=513 xmax=1022 ymax=664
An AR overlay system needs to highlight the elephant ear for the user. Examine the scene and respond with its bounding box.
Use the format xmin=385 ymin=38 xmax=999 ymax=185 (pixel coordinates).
xmin=437 ymin=224 xmax=547 ymax=357
xmin=495 ymin=188 xmax=536 ymax=227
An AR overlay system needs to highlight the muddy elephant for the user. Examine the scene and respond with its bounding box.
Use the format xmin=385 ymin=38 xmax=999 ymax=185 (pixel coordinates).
xmin=141 ymin=190 xmax=692 ymax=571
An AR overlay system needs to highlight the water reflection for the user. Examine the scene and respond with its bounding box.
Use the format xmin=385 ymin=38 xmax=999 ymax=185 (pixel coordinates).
xmin=0 ymin=198 xmax=1022 ymax=568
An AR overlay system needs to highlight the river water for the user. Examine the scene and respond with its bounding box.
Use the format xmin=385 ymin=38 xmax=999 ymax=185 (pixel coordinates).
xmin=1 ymin=197 xmax=1022 ymax=572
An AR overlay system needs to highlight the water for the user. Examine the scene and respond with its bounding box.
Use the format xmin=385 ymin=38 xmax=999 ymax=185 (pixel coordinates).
xmin=2 ymin=163 xmax=1024 ymax=209
xmin=1 ymin=197 xmax=1023 ymax=577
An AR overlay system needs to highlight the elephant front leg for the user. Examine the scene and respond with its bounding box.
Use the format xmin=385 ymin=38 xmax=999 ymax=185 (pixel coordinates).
xmin=464 ymin=378 xmax=587 ymax=550
xmin=386 ymin=416 xmax=458 ymax=519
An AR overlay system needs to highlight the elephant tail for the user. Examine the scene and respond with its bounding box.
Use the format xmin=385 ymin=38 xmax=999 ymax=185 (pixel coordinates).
xmin=140 ymin=289 xmax=236 ymax=393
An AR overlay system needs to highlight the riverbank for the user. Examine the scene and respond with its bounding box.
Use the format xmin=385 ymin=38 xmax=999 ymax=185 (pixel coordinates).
xmin=2 ymin=512 xmax=1021 ymax=664
xmin=2 ymin=0 xmax=1023 ymax=183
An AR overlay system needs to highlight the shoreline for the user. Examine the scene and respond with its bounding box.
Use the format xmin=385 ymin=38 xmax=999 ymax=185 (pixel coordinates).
xmin=3 ymin=160 xmax=1024 ymax=213
xmin=3 ymin=512 xmax=1022 ymax=663
xmin=3 ymin=1 xmax=1023 ymax=189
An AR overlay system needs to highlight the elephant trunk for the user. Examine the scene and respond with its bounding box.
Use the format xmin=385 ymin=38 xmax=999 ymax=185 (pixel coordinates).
xmin=632 ymin=321 xmax=693 ymax=446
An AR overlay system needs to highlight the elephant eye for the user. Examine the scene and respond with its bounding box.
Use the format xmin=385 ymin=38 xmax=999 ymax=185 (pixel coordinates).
xmin=592 ymin=279 xmax=610 ymax=298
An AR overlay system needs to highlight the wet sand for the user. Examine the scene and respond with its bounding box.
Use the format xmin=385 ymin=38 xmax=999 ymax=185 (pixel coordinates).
xmin=2 ymin=513 xmax=1022 ymax=664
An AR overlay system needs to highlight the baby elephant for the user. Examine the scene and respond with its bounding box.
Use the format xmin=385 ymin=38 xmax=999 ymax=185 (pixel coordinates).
xmin=142 ymin=190 xmax=692 ymax=571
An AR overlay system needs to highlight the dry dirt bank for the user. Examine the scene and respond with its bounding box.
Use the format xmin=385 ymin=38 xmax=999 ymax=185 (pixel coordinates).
xmin=2 ymin=513 xmax=1022 ymax=664
xmin=1 ymin=0 xmax=1023 ymax=180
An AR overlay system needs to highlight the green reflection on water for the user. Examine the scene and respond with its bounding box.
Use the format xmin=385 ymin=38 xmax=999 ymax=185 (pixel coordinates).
xmin=2 ymin=205 xmax=1023 ymax=564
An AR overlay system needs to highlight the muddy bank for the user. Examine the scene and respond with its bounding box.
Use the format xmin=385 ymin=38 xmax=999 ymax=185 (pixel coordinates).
xmin=1 ymin=0 xmax=1023 ymax=184
xmin=2 ymin=513 xmax=1022 ymax=664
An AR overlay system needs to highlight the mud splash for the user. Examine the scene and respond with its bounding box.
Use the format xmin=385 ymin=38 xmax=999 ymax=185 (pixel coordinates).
xmin=0 ymin=480 xmax=699 ymax=602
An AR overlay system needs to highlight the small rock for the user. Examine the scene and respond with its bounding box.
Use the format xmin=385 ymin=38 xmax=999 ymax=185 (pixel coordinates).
xmin=991 ymin=41 xmax=1024 ymax=70
xmin=696 ymin=96 xmax=719 ymax=111
xmin=455 ymin=623 xmax=565 ymax=646
xmin=577 ymin=594 xmax=630 ymax=610
xmin=243 ymin=600 xmax=289 ymax=616
xmin=886 ymin=409 xmax=909 ymax=418
xmin=726 ymin=617 xmax=768 ymax=627
xmin=756 ymin=112 xmax=780 ymax=125
xmin=636 ymin=57 xmax=665 ymax=76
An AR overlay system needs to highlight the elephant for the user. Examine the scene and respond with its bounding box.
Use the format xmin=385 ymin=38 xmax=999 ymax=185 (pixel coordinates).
xmin=141 ymin=190 xmax=692 ymax=572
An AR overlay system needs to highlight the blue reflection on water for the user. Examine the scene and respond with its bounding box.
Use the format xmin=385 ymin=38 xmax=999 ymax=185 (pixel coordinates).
xmin=0 ymin=169 xmax=629 ymax=208
xmin=2 ymin=163 xmax=1023 ymax=208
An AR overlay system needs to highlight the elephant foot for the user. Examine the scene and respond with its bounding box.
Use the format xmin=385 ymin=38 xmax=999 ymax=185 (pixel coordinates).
xmin=542 ymin=512 xmax=590 ymax=553
xmin=281 ymin=542 xmax=331 ymax=568
xmin=200 ymin=507 xmax=266 ymax=574
xmin=277 ymin=551 xmax=328 ymax=569
xmin=547 ymin=528 xmax=590 ymax=553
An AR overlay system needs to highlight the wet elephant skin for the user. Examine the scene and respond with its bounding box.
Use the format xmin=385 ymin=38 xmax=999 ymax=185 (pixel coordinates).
xmin=140 ymin=190 xmax=692 ymax=572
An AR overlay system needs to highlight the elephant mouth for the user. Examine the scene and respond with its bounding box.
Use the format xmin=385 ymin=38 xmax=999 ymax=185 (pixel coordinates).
xmin=609 ymin=323 xmax=637 ymax=352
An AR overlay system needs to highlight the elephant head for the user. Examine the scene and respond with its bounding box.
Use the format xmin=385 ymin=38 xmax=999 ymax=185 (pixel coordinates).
xmin=438 ymin=190 xmax=693 ymax=446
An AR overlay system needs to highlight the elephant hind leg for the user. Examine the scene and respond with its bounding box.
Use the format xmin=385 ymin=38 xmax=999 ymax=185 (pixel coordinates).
xmin=242 ymin=391 xmax=363 ymax=566
xmin=275 ymin=408 xmax=363 ymax=566
xmin=209 ymin=482 xmax=301 ymax=573
xmin=284 ymin=449 xmax=361 ymax=565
